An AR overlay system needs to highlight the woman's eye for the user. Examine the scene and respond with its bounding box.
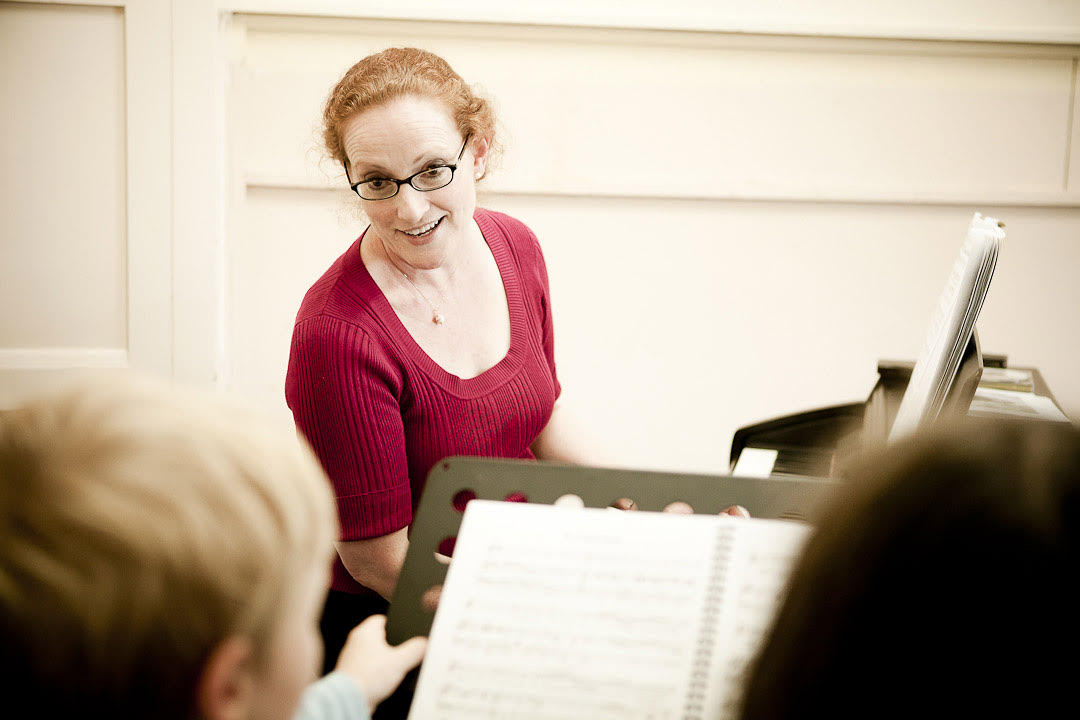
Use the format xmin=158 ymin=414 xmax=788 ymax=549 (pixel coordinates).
xmin=366 ymin=179 xmax=390 ymax=189
xmin=419 ymin=168 xmax=443 ymax=179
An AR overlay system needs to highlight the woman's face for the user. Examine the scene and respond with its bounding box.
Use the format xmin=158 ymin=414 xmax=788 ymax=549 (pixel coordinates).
xmin=340 ymin=94 xmax=487 ymax=271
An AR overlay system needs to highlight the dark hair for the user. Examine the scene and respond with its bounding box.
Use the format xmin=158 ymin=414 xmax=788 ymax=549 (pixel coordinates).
xmin=739 ymin=418 xmax=1080 ymax=718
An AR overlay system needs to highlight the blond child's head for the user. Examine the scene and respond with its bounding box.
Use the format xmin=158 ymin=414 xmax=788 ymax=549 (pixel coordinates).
xmin=0 ymin=374 xmax=337 ymax=719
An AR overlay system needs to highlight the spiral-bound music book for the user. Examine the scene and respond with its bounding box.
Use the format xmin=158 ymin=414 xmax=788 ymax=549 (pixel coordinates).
xmin=888 ymin=212 xmax=1005 ymax=440
xmin=407 ymin=501 xmax=810 ymax=720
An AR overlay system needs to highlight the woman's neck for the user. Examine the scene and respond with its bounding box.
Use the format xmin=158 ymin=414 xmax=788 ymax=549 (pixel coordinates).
xmin=361 ymin=218 xmax=483 ymax=296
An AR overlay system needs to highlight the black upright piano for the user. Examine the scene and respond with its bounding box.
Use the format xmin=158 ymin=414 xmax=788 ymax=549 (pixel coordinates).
xmin=729 ymin=353 xmax=1063 ymax=478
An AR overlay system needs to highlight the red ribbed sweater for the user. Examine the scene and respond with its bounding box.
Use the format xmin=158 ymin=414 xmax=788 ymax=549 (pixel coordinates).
xmin=286 ymin=209 xmax=561 ymax=593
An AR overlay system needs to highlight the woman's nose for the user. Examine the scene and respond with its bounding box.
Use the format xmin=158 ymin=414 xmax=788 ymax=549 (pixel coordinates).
xmin=395 ymin=185 xmax=429 ymax=223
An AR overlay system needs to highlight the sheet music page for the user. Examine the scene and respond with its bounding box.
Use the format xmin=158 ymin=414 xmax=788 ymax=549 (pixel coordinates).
xmin=969 ymin=387 xmax=1070 ymax=422
xmin=408 ymin=501 xmax=809 ymax=720
xmin=703 ymin=519 xmax=811 ymax=719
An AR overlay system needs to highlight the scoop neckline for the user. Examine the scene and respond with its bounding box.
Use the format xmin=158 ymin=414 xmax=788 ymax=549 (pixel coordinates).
xmin=352 ymin=209 xmax=527 ymax=399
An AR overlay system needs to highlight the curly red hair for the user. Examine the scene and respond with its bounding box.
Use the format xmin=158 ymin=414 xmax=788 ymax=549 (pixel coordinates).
xmin=322 ymin=47 xmax=499 ymax=179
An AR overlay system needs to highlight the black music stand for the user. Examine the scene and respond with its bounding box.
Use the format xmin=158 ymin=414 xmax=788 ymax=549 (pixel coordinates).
xmin=385 ymin=458 xmax=835 ymax=644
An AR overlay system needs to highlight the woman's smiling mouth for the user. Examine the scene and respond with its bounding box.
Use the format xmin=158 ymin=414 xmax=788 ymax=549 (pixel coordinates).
xmin=401 ymin=217 xmax=444 ymax=238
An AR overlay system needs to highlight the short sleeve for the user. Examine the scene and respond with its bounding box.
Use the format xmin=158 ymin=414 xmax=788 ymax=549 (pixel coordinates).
xmin=292 ymin=672 xmax=371 ymax=720
xmin=286 ymin=315 xmax=413 ymax=539
xmin=526 ymin=226 xmax=562 ymax=401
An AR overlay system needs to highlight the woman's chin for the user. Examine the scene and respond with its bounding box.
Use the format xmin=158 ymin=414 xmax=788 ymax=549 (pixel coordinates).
xmin=390 ymin=237 xmax=452 ymax=270
xmin=401 ymin=231 xmax=437 ymax=248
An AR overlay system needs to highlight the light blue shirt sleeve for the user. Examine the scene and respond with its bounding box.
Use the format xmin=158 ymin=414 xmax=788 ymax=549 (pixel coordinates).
xmin=292 ymin=671 xmax=372 ymax=720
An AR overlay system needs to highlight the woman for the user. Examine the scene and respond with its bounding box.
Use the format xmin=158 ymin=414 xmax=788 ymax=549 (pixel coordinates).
xmin=738 ymin=417 xmax=1080 ymax=718
xmin=285 ymin=48 xmax=586 ymax=675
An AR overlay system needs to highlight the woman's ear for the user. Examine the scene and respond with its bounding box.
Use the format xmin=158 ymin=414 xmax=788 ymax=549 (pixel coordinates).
xmin=196 ymin=637 xmax=256 ymax=720
xmin=471 ymin=136 xmax=490 ymax=180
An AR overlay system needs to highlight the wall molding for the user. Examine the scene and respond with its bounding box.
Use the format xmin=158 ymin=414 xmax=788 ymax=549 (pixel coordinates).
xmin=245 ymin=182 xmax=1080 ymax=211
xmin=171 ymin=0 xmax=230 ymax=386
xmin=235 ymin=13 xmax=1080 ymax=210
xmin=124 ymin=0 xmax=175 ymax=375
xmin=220 ymin=0 xmax=1080 ymax=45
xmin=5 ymin=0 xmax=125 ymax=6
xmin=234 ymin=12 xmax=1080 ymax=59
xmin=0 ymin=348 xmax=129 ymax=370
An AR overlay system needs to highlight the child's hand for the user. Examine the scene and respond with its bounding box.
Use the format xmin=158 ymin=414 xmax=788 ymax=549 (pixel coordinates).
xmin=335 ymin=615 xmax=427 ymax=711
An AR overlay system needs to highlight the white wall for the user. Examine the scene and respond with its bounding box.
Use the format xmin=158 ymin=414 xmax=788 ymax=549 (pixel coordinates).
xmin=4 ymin=1 xmax=1080 ymax=474
xmin=1 ymin=3 xmax=126 ymax=352
xmin=1 ymin=0 xmax=171 ymax=401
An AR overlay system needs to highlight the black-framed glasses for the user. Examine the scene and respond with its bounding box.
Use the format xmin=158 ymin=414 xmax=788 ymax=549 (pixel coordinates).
xmin=344 ymin=135 xmax=470 ymax=201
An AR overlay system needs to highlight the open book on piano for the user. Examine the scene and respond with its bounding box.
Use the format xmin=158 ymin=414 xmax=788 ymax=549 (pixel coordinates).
xmin=887 ymin=212 xmax=1005 ymax=440
xmin=730 ymin=212 xmax=1010 ymax=476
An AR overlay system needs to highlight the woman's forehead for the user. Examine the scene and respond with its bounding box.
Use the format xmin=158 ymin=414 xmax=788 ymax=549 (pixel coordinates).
xmin=341 ymin=95 xmax=459 ymax=171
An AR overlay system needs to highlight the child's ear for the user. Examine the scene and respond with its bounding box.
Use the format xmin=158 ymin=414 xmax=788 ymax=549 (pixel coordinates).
xmin=196 ymin=637 xmax=255 ymax=720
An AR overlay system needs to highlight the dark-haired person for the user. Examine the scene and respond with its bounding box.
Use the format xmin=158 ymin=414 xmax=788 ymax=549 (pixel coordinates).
xmin=739 ymin=418 xmax=1079 ymax=718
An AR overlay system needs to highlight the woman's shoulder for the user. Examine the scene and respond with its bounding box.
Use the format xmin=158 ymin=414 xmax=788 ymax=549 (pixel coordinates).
xmin=289 ymin=304 xmax=404 ymax=384
xmin=293 ymin=239 xmax=380 ymax=329
xmin=291 ymin=271 xmax=407 ymax=373
xmin=476 ymin=207 xmax=544 ymax=263
xmin=476 ymin=208 xmax=554 ymax=305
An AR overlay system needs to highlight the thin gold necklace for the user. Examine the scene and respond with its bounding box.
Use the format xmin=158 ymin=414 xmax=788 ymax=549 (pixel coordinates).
xmin=399 ymin=271 xmax=445 ymax=325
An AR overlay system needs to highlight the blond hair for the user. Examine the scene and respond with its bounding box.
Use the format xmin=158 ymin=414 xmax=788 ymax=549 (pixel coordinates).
xmin=322 ymin=47 xmax=500 ymax=179
xmin=0 ymin=375 xmax=337 ymax=718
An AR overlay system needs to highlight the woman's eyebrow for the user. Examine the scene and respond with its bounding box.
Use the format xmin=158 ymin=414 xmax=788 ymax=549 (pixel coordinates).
xmin=352 ymin=160 xmax=392 ymax=177
xmin=353 ymin=146 xmax=456 ymax=177
xmin=411 ymin=153 xmax=451 ymax=167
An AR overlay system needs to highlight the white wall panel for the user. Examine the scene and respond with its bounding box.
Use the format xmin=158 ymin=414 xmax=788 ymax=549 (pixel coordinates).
xmin=6 ymin=3 xmax=1075 ymax=449
xmin=1068 ymin=59 xmax=1080 ymax=193
xmin=229 ymin=14 xmax=1080 ymax=471
xmin=233 ymin=183 xmax=1080 ymax=471
xmin=228 ymin=186 xmax=357 ymax=417
xmin=172 ymin=0 xmax=229 ymax=385
xmin=238 ymin=17 xmax=1078 ymax=204
xmin=1 ymin=0 xmax=172 ymax=407
xmin=491 ymin=196 xmax=1080 ymax=471
xmin=0 ymin=2 xmax=126 ymax=349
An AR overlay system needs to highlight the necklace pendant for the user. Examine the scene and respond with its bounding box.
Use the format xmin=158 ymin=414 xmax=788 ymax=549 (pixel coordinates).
xmin=432 ymin=310 xmax=445 ymax=325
